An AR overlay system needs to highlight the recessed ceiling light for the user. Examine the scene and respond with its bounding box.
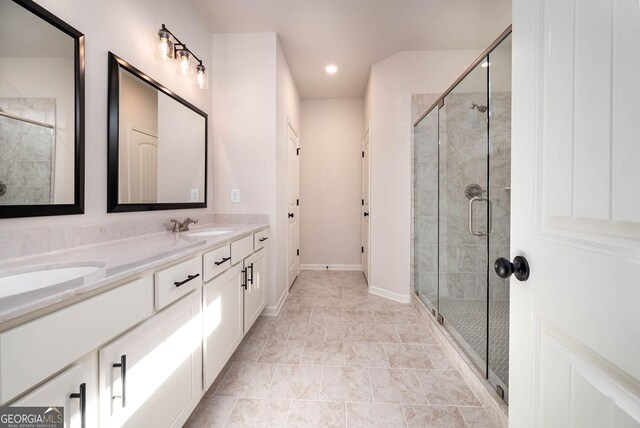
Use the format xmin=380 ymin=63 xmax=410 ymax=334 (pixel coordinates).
xmin=325 ymin=64 xmax=338 ymax=74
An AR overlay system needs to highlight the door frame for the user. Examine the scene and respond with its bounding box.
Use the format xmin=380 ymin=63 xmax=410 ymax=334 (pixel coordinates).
xmin=362 ymin=122 xmax=371 ymax=285
xmin=286 ymin=118 xmax=300 ymax=288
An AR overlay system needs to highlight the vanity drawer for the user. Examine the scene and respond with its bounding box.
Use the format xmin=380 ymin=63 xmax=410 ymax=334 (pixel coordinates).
xmin=0 ymin=277 xmax=153 ymax=404
xmin=230 ymin=235 xmax=254 ymax=265
xmin=254 ymin=229 xmax=269 ymax=251
xmin=203 ymin=244 xmax=231 ymax=282
xmin=154 ymin=256 xmax=202 ymax=310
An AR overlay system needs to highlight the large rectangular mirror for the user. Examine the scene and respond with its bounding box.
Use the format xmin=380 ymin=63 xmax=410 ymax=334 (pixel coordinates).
xmin=0 ymin=0 xmax=84 ymax=218
xmin=107 ymin=53 xmax=207 ymax=212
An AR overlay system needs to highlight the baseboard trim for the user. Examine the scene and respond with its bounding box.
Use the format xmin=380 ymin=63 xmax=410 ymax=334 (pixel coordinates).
xmin=262 ymin=286 xmax=288 ymax=317
xmin=368 ymin=285 xmax=410 ymax=304
xmin=300 ymin=264 xmax=362 ymax=271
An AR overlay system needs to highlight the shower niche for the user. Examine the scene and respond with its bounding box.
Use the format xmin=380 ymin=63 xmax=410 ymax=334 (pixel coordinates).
xmin=413 ymin=30 xmax=512 ymax=402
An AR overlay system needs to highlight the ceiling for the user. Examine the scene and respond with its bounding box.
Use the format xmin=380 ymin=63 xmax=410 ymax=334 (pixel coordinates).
xmin=190 ymin=0 xmax=511 ymax=99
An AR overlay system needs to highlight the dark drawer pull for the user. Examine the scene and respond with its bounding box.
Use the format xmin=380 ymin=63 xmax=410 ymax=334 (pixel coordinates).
xmin=214 ymin=256 xmax=231 ymax=266
xmin=174 ymin=274 xmax=200 ymax=287
xmin=259 ymin=237 xmax=268 ymax=242
xmin=70 ymin=382 xmax=86 ymax=428
xmin=112 ymin=355 xmax=127 ymax=407
xmin=247 ymin=262 xmax=254 ymax=285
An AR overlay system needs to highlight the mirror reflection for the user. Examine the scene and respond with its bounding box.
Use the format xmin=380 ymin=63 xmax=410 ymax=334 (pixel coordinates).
xmin=0 ymin=0 xmax=78 ymax=207
xmin=110 ymin=55 xmax=207 ymax=209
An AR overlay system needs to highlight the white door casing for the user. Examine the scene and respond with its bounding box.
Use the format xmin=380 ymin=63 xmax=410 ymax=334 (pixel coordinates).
xmin=287 ymin=123 xmax=300 ymax=287
xmin=511 ymin=0 xmax=640 ymax=427
xmin=362 ymin=125 xmax=371 ymax=283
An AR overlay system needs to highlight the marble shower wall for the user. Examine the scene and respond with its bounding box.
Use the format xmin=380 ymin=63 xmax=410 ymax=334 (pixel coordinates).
xmin=0 ymin=98 xmax=56 ymax=205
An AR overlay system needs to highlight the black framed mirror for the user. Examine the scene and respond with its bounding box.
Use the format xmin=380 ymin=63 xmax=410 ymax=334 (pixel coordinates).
xmin=0 ymin=0 xmax=85 ymax=218
xmin=107 ymin=53 xmax=207 ymax=213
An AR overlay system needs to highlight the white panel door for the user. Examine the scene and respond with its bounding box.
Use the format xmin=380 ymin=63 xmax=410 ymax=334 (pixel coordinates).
xmin=511 ymin=0 xmax=640 ymax=426
xmin=129 ymin=127 xmax=158 ymax=203
xmin=288 ymin=124 xmax=300 ymax=287
xmin=362 ymin=126 xmax=370 ymax=283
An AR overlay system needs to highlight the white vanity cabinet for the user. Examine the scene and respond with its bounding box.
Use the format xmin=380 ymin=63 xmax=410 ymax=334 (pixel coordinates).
xmin=13 ymin=353 xmax=98 ymax=428
xmin=99 ymin=290 xmax=202 ymax=428
xmin=202 ymin=264 xmax=243 ymax=390
xmin=243 ymin=248 xmax=266 ymax=335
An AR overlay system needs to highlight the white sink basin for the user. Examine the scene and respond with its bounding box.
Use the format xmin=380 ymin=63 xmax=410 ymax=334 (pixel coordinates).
xmin=0 ymin=265 xmax=103 ymax=298
xmin=187 ymin=229 xmax=233 ymax=237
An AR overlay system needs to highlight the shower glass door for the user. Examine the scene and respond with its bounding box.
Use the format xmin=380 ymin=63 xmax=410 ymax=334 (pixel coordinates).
xmin=438 ymin=60 xmax=490 ymax=378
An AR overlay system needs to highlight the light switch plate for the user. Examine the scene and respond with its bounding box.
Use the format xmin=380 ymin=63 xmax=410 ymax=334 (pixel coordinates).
xmin=190 ymin=189 xmax=200 ymax=202
xmin=231 ymin=189 xmax=240 ymax=203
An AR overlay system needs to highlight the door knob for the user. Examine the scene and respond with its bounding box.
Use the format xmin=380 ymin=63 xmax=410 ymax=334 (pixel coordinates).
xmin=494 ymin=256 xmax=530 ymax=281
xmin=288 ymin=213 xmax=294 ymax=218
xmin=363 ymin=212 xmax=369 ymax=217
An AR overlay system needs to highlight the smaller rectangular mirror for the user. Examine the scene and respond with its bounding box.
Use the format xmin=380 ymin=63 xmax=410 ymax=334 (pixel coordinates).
xmin=107 ymin=53 xmax=207 ymax=212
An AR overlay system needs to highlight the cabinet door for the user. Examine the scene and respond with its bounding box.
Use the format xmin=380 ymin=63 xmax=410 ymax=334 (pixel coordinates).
xmin=243 ymin=247 xmax=267 ymax=334
xmin=203 ymin=264 xmax=243 ymax=390
xmin=99 ymin=291 xmax=202 ymax=428
xmin=12 ymin=353 xmax=98 ymax=428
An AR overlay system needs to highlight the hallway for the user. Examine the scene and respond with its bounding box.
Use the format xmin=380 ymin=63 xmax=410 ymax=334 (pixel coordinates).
xmin=186 ymin=271 xmax=495 ymax=427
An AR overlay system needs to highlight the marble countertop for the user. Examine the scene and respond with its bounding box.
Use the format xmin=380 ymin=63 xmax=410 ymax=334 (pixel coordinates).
xmin=0 ymin=222 xmax=268 ymax=327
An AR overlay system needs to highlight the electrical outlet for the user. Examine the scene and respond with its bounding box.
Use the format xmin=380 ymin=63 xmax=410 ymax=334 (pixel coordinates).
xmin=230 ymin=189 xmax=240 ymax=203
xmin=190 ymin=189 xmax=199 ymax=202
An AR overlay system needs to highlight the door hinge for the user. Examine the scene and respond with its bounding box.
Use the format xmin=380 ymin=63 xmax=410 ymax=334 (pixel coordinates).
xmin=361 ymin=199 xmax=364 ymax=206
xmin=296 ymin=199 xmax=299 ymax=206
xmin=361 ymin=151 xmax=364 ymax=158
xmin=297 ymin=249 xmax=300 ymax=256
xmin=437 ymin=313 xmax=444 ymax=325
xmin=361 ymin=246 xmax=364 ymax=254
xmin=296 ymin=148 xmax=300 ymax=155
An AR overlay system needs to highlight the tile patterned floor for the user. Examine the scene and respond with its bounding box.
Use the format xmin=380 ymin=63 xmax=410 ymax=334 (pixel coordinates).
xmin=185 ymin=270 xmax=496 ymax=428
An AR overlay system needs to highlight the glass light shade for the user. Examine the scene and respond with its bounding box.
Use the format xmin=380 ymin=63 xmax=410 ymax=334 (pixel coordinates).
xmin=177 ymin=49 xmax=193 ymax=76
xmin=195 ymin=64 xmax=208 ymax=89
xmin=157 ymin=29 xmax=174 ymax=61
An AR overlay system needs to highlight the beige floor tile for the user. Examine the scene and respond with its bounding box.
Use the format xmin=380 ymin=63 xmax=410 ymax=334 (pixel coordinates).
xmin=286 ymin=401 xmax=346 ymax=428
xmin=423 ymin=344 xmax=454 ymax=369
xmin=258 ymin=340 xmax=305 ymax=364
xmin=301 ymin=341 xmax=344 ymax=366
xmin=267 ymin=365 xmax=322 ymax=400
xmin=278 ymin=309 xmax=312 ymax=324
xmin=368 ymin=368 xmax=427 ymax=404
xmin=458 ymin=406 xmax=496 ymax=427
xmin=402 ymin=405 xmax=467 ymax=428
xmin=232 ymin=338 xmax=267 ymax=363
xmin=320 ymin=366 xmax=372 ymax=402
xmin=415 ymin=369 xmax=480 ymax=406
xmin=288 ymin=323 xmax=327 ymax=341
xmin=300 ymin=296 xmax=331 ymax=308
xmin=373 ymin=310 xmax=410 ymax=325
xmin=205 ymin=358 xmax=234 ymax=396
xmin=355 ymin=297 xmax=388 ymax=310
xmin=184 ymin=396 xmax=236 ymax=428
xmin=225 ymin=398 xmax=290 ymax=427
xmin=215 ymin=363 xmax=277 ymax=398
xmin=346 ymin=403 xmax=407 ymax=428
xmin=325 ymin=324 xmax=363 ymax=342
xmin=251 ymin=320 xmax=293 ymax=341
xmin=342 ymin=309 xmax=375 ymax=324
xmin=344 ymin=342 xmax=388 ymax=368
xmin=360 ymin=324 xmax=401 ymax=343
xmin=394 ymin=325 xmax=438 ymax=344
xmin=383 ymin=343 xmax=435 ymax=369
xmin=310 ymin=308 xmax=343 ymax=323
xmin=404 ymin=311 xmax=426 ymax=325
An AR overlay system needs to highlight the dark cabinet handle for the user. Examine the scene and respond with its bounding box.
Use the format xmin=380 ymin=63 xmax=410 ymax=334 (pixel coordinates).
xmin=112 ymin=355 xmax=127 ymax=407
xmin=259 ymin=237 xmax=268 ymax=242
xmin=494 ymin=256 xmax=530 ymax=281
xmin=174 ymin=273 xmax=200 ymax=287
xmin=363 ymin=212 xmax=369 ymax=217
xmin=214 ymin=257 xmax=231 ymax=266
xmin=241 ymin=268 xmax=247 ymax=290
xmin=247 ymin=263 xmax=254 ymax=285
xmin=288 ymin=213 xmax=294 ymax=218
xmin=70 ymin=383 xmax=86 ymax=428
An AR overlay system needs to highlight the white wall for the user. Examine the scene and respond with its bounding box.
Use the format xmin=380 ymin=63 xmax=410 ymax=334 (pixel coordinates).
xmin=300 ymin=98 xmax=364 ymax=268
xmin=365 ymin=49 xmax=484 ymax=301
xmin=0 ymin=0 xmax=213 ymax=231
xmin=212 ymin=32 xmax=300 ymax=311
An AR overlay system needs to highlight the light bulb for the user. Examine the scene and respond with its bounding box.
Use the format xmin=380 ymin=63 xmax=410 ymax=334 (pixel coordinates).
xmin=156 ymin=28 xmax=173 ymax=60
xmin=196 ymin=64 xmax=208 ymax=89
xmin=325 ymin=64 xmax=338 ymax=74
xmin=178 ymin=49 xmax=192 ymax=76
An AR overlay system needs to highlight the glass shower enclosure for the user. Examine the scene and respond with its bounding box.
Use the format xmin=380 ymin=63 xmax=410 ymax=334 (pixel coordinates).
xmin=413 ymin=31 xmax=512 ymax=402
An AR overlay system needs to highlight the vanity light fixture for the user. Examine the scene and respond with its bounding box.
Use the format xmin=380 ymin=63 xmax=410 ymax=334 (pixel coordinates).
xmin=155 ymin=24 xmax=207 ymax=89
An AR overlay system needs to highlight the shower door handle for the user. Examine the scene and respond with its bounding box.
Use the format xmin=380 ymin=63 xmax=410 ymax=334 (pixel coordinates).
xmin=468 ymin=196 xmax=492 ymax=237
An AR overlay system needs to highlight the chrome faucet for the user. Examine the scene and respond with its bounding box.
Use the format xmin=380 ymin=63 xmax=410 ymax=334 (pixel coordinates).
xmin=170 ymin=217 xmax=199 ymax=232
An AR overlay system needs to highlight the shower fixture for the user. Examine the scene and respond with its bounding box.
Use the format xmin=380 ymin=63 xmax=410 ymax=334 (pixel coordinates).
xmin=470 ymin=102 xmax=488 ymax=113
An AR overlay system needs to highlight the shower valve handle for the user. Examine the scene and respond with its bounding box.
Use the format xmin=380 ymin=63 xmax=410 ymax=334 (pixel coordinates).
xmin=494 ymin=256 xmax=530 ymax=282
